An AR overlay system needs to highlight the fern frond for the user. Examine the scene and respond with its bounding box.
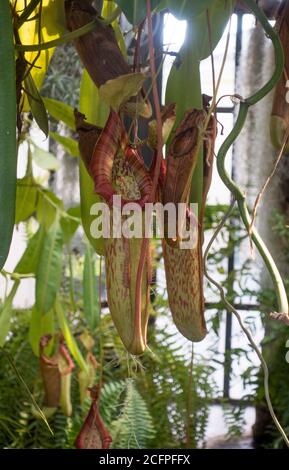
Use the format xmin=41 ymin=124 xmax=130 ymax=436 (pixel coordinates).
xmin=110 ymin=379 xmax=156 ymax=449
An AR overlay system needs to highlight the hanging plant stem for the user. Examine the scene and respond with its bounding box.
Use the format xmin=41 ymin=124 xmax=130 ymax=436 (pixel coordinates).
xmin=216 ymin=0 xmax=288 ymax=314
xmin=15 ymin=20 xmax=99 ymax=52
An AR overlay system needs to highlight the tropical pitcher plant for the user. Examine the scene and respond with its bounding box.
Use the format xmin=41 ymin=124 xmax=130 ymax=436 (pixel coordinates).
xmin=1 ymin=0 xmax=289 ymax=448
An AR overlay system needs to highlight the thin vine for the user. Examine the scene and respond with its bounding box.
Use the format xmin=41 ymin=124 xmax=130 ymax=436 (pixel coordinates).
xmin=203 ymin=200 xmax=289 ymax=447
xmin=216 ymin=0 xmax=288 ymax=315
xmin=15 ymin=7 xmax=122 ymax=52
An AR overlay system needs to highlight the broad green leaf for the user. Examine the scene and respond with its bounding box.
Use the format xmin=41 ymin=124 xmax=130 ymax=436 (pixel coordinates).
xmin=43 ymin=97 xmax=75 ymax=130
xmin=99 ymin=73 xmax=146 ymax=111
xmin=36 ymin=190 xmax=63 ymax=229
xmin=36 ymin=219 xmax=63 ymax=314
xmin=166 ymin=0 xmax=234 ymax=119
xmin=0 ymin=281 xmax=20 ymax=347
xmin=24 ymin=74 xmax=49 ymax=137
xmin=165 ymin=29 xmax=203 ymax=206
xmin=188 ymin=0 xmax=234 ymax=62
xmin=14 ymin=226 xmax=45 ymax=275
xmin=15 ymin=177 xmax=37 ymax=224
xmin=166 ymin=0 xmax=215 ymax=20
xmin=83 ymin=244 xmax=99 ymax=330
xmin=29 ymin=305 xmax=55 ymax=357
xmin=18 ymin=0 xmax=66 ymax=111
xmin=166 ymin=0 xmax=234 ymax=207
xmin=49 ymin=132 xmax=79 ymax=157
xmin=79 ymin=69 xmax=108 ymax=256
xmin=115 ymin=0 xmax=161 ymax=25
xmin=115 ymin=0 xmax=217 ymax=23
xmin=55 ymin=297 xmax=88 ymax=373
xmin=60 ymin=206 xmax=81 ymax=244
xmin=31 ymin=144 xmax=60 ymax=171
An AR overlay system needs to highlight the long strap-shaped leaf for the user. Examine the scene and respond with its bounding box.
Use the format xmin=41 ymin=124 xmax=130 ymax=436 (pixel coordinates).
xmin=0 ymin=1 xmax=16 ymax=270
xmin=0 ymin=281 xmax=20 ymax=347
xmin=83 ymin=243 xmax=100 ymax=331
xmin=79 ymin=70 xmax=108 ymax=256
xmin=36 ymin=218 xmax=63 ymax=314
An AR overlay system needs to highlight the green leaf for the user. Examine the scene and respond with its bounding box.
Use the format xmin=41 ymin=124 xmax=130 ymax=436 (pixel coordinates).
xmin=188 ymin=0 xmax=234 ymax=62
xmin=166 ymin=0 xmax=215 ymax=20
xmin=166 ymin=0 xmax=234 ymax=207
xmin=20 ymin=0 xmax=66 ymax=114
xmin=0 ymin=1 xmax=16 ymax=270
xmin=83 ymin=244 xmax=99 ymax=330
xmin=79 ymin=69 xmax=107 ymax=256
xmin=36 ymin=189 xmax=63 ymax=229
xmin=49 ymin=131 xmax=79 ymax=157
xmin=116 ymin=0 xmax=218 ymax=23
xmin=166 ymin=33 xmax=203 ymax=207
xmin=60 ymin=206 xmax=81 ymax=244
xmin=15 ymin=177 xmax=37 ymax=223
xmin=115 ymin=0 xmax=161 ymax=25
xmin=55 ymin=297 xmax=88 ymax=373
xmin=166 ymin=0 xmax=234 ymax=117
xmin=29 ymin=305 xmax=55 ymax=357
xmin=24 ymin=74 xmax=49 ymax=137
xmin=43 ymin=97 xmax=75 ymax=130
xmin=14 ymin=226 xmax=45 ymax=274
xmin=0 ymin=281 xmax=20 ymax=347
xmin=99 ymin=72 xmax=146 ymax=111
xmin=36 ymin=218 xmax=63 ymax=314
xmin=30 ymin=143 xmax=60 ymax=171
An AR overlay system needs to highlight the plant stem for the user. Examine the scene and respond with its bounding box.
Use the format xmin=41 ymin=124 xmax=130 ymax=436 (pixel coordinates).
xmin=68 ymin=247 xmax=77 ymax=313
xmin=98 ymin=256 xmax=104 ymax=388
xmin=216 ymin=0 xmax=288 ymax=314
xmin=16 ymin=0 xmax=41 ymax=28
xmin=186 ymin=344 xmax=195 ymax=449
xmin=15 ymin=20 xmax=93 ymax=52
xmin=15 ymin=6 xmax=122 ymax=52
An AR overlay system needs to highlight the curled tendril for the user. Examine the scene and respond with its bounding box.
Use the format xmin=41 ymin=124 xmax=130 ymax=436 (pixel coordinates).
xmin=216 ymin=0 xmax=288 ymax=315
